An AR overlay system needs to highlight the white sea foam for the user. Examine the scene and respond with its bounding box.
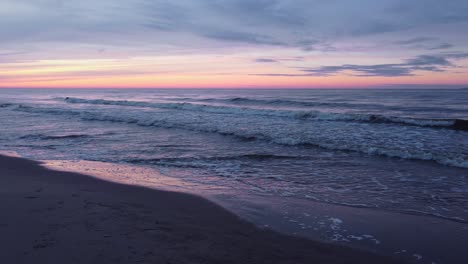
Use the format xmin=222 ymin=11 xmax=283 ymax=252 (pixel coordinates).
xmin=12 ymin=103 xmax=468 ymax=168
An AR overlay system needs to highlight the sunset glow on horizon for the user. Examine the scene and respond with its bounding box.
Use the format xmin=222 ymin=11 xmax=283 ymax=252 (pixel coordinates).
xmin=1 ymin=1 xmax=468 ymax=89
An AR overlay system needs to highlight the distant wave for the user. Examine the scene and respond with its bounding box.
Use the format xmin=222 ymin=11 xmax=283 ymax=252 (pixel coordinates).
xmin=201 ymin=97 xmax=384 ymax=109
xmin=0 ymin=103 xmax=14 ymax=108
xmin=190 ymin=97 xmax=467 ymax=114
xmin=19 ymin=134 xmax=91 ymax=140
xmin=12 ymin=103 xmax=468 ymax=168
xmin=61 ymin=97 xmax=468 ymax=131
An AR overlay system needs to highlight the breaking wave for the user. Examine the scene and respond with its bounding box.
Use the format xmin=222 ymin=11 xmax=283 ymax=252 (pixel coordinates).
xmin=62 ymin=97 xmax=468 ymax=131
xmin=11 ymin=103 xmax=468 ymax=168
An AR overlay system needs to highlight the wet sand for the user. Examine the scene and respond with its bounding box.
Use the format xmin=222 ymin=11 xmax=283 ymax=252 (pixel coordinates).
xmin=0 ymin=155 xmax=401 ymax=263
xmin=215 ymin=193 xmax=468 ymax=264
xmin=41 ymin=157 xmax=468 ymax=264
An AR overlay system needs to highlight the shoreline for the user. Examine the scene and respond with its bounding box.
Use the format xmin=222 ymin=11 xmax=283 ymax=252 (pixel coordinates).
xmin=40 ymin=156 xmax=468 ymax=264
xmin=0 ymin=154 xmax=400 ymax=263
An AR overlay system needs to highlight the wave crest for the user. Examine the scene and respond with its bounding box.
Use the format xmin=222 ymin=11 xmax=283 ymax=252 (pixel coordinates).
xmin=62 ymin=97 xmax=467 ymax=130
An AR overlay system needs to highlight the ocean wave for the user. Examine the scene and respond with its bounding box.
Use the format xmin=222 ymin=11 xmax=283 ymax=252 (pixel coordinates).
xmin=19 ymin=134 xmax=92 ymax=140
xmin=200 ymin=97 xmax=382 ymax=108
xmin=191 ymin=97 xmax=468 ymax=113
xmin=11 ymin=104 xmax=468 ymax=168
xmin=13 ymin=104 xmax=83 ymax=117
xmin=126 ymin=154 xmax=303 ymax=164
xmin=0 ymin=103 xmax=14 ymax=108
xmin=61 ymin=97 xmax=467 ymax=131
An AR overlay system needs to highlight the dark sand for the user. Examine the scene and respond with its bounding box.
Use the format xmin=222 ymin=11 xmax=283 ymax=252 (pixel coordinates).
xmin=0 ymin=155 xmax=402 ymax=263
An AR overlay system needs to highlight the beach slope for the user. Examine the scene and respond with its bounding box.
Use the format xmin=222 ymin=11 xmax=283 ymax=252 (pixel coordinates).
xmin=0 ymin=155 xmax=400 ymax=263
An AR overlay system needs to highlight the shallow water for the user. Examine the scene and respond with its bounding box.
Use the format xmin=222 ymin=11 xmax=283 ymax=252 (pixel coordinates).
xmin=0 ymin=88 xmax=467 ymax=225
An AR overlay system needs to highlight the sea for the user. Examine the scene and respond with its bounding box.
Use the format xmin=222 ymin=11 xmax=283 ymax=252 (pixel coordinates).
xmin=0 ymin=88 xmax=467 ymax=262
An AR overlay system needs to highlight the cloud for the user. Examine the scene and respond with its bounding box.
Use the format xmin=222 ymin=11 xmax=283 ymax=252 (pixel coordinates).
xmin=352 ymin=21 xmax=405 ymax=36
xmin=250 ymin=73 xmax=308 ymax=77
xmin=0 ymin=51 xmax=27 ymax=56
xmin=202 ymin=31 xmax=285 ymax=46
xmin=427 ymin=43 xmax=454 ymax=50
xmin=379 ymin=83 xmax=468 ymax=89
xmin=1 ymin=0 xmax=468 ymax=84
xmin=2 ymin=0 xmax=468 ymax=49
xmin=393 ymin=37 xmax=455 ymax=51
xmin=206 ymin=0 xmax=307 ymax=27
xmin=253 ymin=53 xmax=468 ymax=77
xmin=0 ymin=67 xmax=172 ymax=84
xmin=255 ymin=58 xmax=277 ymax=63
xmin=299 ymin=53 xmax=468 ymax=77
xmin=394 ymin=37 xmax=436 ymax=45
xmin=404 ymin=54 xmax=451 ymax=66
xmin=302 ymin=64 xmax=414 ymax=77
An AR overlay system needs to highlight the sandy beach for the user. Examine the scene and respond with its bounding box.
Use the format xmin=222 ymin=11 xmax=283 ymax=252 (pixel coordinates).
xmin=0 ymin=154 xmax=401 ymax=263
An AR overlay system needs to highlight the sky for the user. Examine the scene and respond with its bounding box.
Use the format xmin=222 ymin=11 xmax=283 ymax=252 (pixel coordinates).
xmin=1 ymin=0 xmax=468 ymax=88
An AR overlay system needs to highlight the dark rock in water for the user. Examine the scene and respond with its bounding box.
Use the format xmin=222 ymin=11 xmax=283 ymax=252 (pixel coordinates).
xmin=453 ymin=119 xmax=468 ymax=131
xmin=65 ymin=97 xmax=70 ymax=100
